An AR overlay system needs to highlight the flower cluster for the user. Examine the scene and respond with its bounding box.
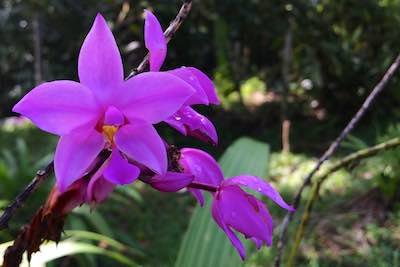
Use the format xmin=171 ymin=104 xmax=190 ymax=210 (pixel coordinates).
xmin=12 ymin=11 xmax=293 ymax=259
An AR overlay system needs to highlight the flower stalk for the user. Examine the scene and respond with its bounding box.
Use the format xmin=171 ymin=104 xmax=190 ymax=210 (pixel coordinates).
xmin=188 ymin=181 xmax=218 ymax=192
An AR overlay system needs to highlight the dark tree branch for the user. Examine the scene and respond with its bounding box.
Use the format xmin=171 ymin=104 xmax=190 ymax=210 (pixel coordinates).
xmin=0 ymin=149 xmax=112 ymax=231
xmin=0 ymin=162 xmax=53 ymax=230
xmin=126 ymin=0 xmax=193 ymax=79
xmin=0 ymin=1 xmax=194 ymax=232
xmin=274 ymin=53 xmax=400 ymax=267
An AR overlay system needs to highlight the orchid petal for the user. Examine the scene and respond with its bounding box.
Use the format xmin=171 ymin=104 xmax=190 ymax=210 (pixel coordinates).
xmin=168 ymin=67 xmax=209 ymax=105
xmin=103 ymin=149 xmax=140 ymax=185
xmin=86 ymin=156 xmax=115 ymax=204
xmin=255 ymin=198 xmax=273 ymax=246
xmin=212 ymin=198 xmax=246 ymax=260
xmin=55 ymin=129 xmax=105 ymax=193
xmin=164 ymin=116 xmax=187 ymax=135
xmin=150 ymin=172 xmax=194 ymax=192
xmin=117 ymin=72 xmax=195 ymax=124
xmin=186 ymin=67 xmax=220 ymax=104
xmin=223 ymin=175 xmax=295 ymax=211
xmin=115 ymin=121 xmax=167 ymax=174
xmin=188 ymin=188 xmax=205 ymax=207
xmin=87 ymin=176 xmax=115 ymax=204
xmin=78 ymin=13 xmax=124 ymax=104
xmin=166 ymin=107 xmax=218 ymax=145
xmin=217 ymin=185 xmax=272 ymax=244
xmin=180 ymin=148 xmax=224 ymax=186
xmin=144 ymin=10 xmax=167 ymax=71
xmin=251 ymin=238 xmax=263 ymax=250
xmin=12 ymin=81 xmax=99 ymax=136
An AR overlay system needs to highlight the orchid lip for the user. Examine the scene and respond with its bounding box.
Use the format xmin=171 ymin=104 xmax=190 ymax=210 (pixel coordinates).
xmin=104 ymin=105 xmax=125 ymax=126
xmin=101 ymin=106 xmax=126 ymax=145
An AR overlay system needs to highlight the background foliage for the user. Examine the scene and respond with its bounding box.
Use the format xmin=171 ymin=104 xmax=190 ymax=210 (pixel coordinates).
xmin=0 ymin=0 xmax=400 ymax=266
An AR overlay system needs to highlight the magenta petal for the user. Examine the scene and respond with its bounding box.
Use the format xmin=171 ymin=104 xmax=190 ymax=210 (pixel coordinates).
xmin=217 ymin=185 xmax=271 ymax=244
xmin=12 ymin=81 xmax=99 ymax=136
xmin=87 ymin=176 xmax=115 ymax=204
xmin=55 ymin=129 xmax=105 ymax=193
xmin=86 ymin=156 xmax=115 ymax=204
xmin=166 ymin=107 xmax=218 ymax=145
xmin=180 ymin=148 xmax=224 ymax=186
xmin=188 ymin=188 xmax=205 ymax=207
xmin=187 ymin=67 xmax=220 ymax=105
xmin=212 ymin=198 xmax=246 ymax=260
xmin=78 ymin=13 xmax=124 ymax=104
xmin=117 ymin=72 xmax=195 ymax=124
xmin=144 ymin=10 xmax=167 ymax=71
xmin=185 ymin=112 xmax=218 ymax=145
xmin=115 ymin=121 xmax=167 ymax=174
xmin=104 ymin=106 xmax=124 ymax=126
xmin=167 ymin=67 xmax=209 ymax=105
xmin=164 ymin=116 xmax=187 ymax=135
xmin=251 ymin=238 xmax=263 ymax=250
xmin=223 ymin=175 xmax=295 ymax=211
xmin=103 ymin=149 xmax=140 ymax=185
xmin=150 ymin=172 xmax=194 ymax=192
xmin=255 ymin=198 xmax=273 ymax=246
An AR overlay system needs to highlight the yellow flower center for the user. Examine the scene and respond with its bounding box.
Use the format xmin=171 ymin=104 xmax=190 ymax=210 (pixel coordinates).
xmin=102 ymin=125 xmax=118 ymax=144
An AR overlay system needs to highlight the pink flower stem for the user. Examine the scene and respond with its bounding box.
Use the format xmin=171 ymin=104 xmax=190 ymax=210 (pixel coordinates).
xmin=188 ymin=181 xmax=218 ymax=192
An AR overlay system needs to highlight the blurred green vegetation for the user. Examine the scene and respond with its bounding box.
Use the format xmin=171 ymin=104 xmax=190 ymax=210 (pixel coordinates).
xmin=0 ymin=0 xmax=400 ymax=266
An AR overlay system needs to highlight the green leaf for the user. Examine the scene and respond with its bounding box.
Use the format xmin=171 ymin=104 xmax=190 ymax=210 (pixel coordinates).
xmin=0 ymin=238 xmax=139 ymax=267
xmin=72 ymin=206 xmax=114 ymax=238
xmin=175 ymin=137 xmax=270 ymax=267
xmin=65 ymin=230 xmax=144 ymax=257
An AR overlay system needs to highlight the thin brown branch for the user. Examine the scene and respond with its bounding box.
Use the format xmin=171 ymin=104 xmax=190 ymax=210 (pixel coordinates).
xmin=0 ymin=149 xmax=112 ymax=231
xmin=126 ymin=0 xmax=193 ymax=79
xmin=287 ymin=137 xmax=400 ymax=267
xmin=0 ymin=162 xmax=53 ymax=230
xmin=2 ymin=149 xmax=112 ymax=267
xmin=274 ymin=52 xmax=400 ymax=267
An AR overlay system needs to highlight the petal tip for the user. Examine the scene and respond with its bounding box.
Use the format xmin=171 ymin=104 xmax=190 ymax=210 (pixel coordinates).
xmin=95 ymin=13 xmax=106 ymax=23
xmin=12 ymin=102 xmax=22 ymax=114
xmin=144 ymin=9 xmax=152 ymax=16
xmin=144 ymin=9 xmax=157 ymax=21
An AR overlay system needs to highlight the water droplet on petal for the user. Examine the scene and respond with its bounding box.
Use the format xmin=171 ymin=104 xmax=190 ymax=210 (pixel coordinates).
xmin=175 ymin=116 xmax=181 ymax=121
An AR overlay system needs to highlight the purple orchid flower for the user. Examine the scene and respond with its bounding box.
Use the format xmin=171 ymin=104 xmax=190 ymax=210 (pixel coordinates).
xmin=177 ymin=148 xmax=295 ymax=259
xmin=12 ymin=14 xmax=195 ymax=195
xmin=144 ymin=10 xmax=220 ymax=145
xmin=179 ymin=148 xmax=224 ymax=206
